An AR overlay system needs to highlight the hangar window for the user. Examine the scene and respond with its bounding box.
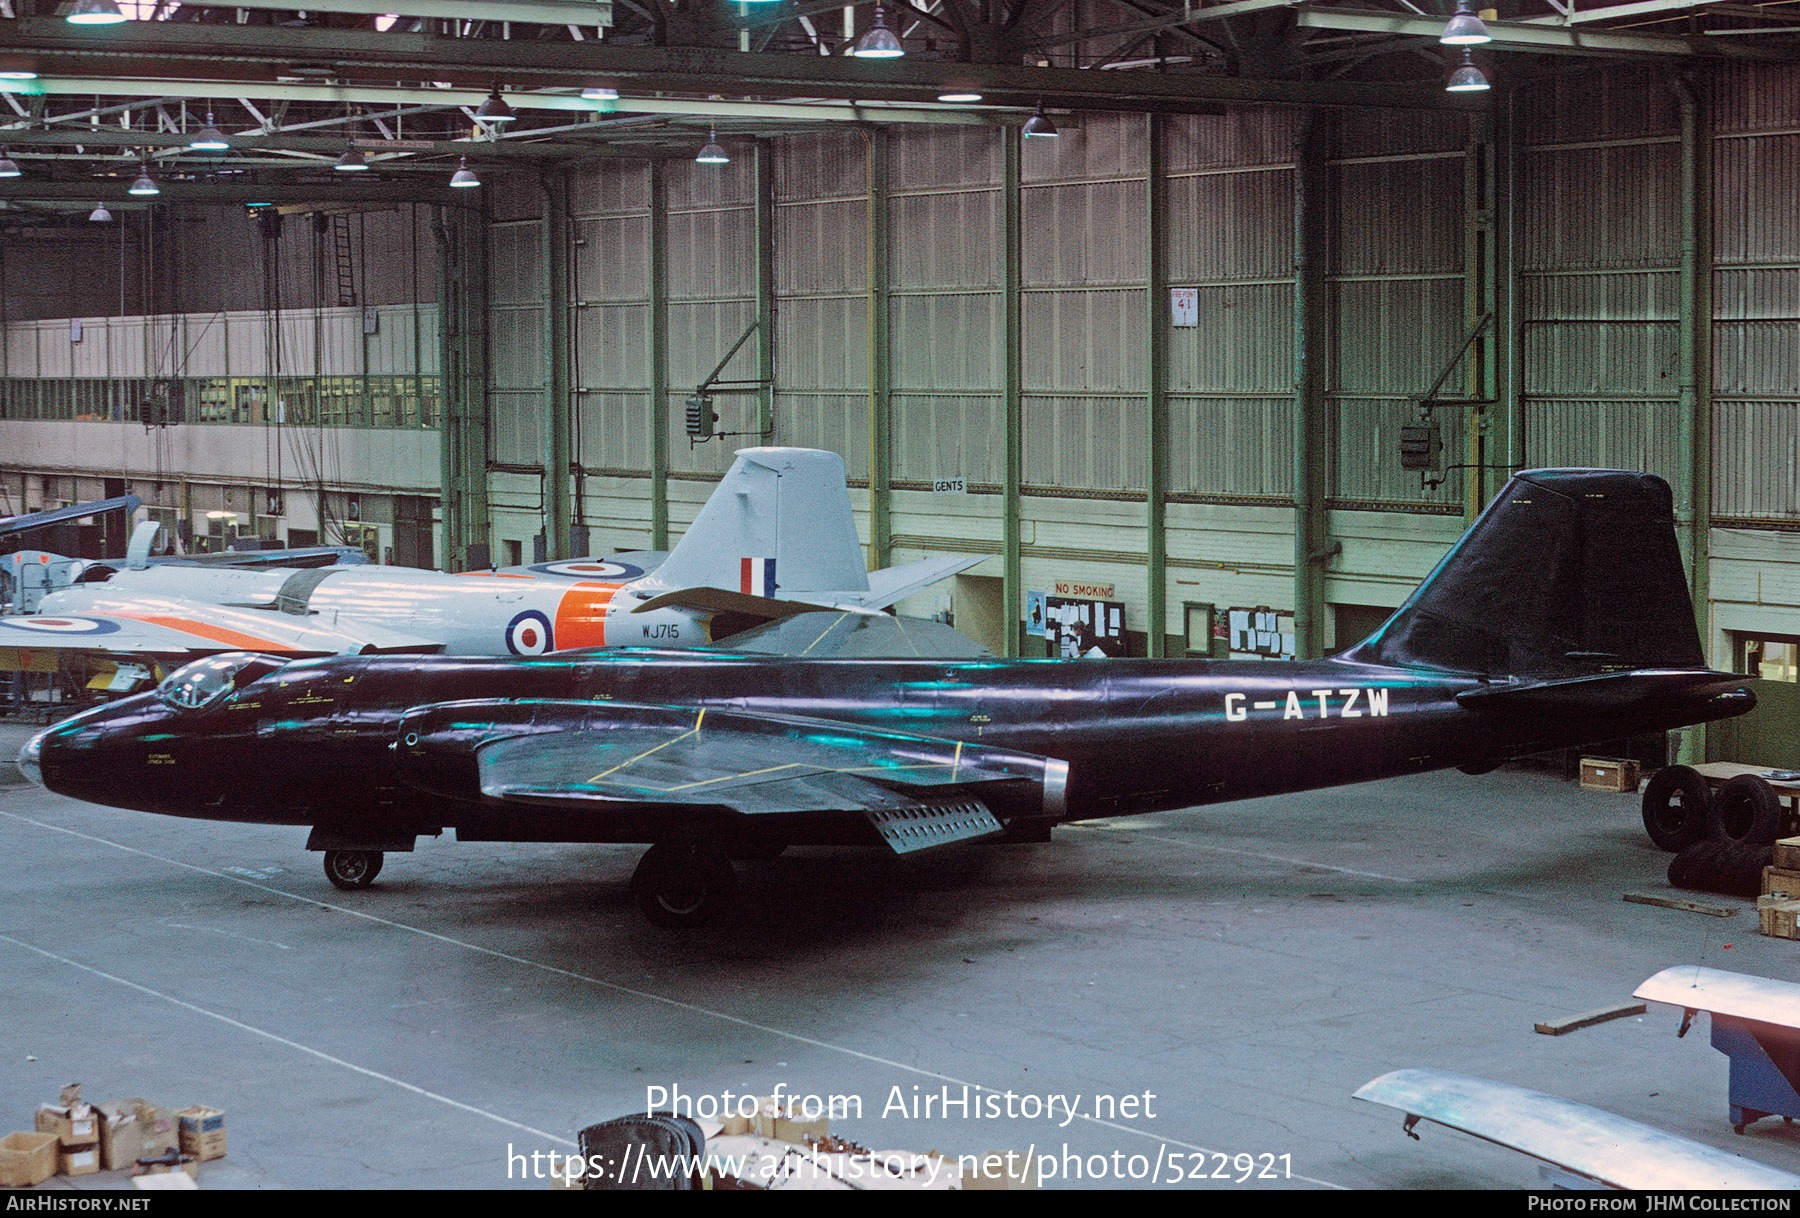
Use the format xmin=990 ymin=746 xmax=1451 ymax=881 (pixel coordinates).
xmin=1739 ymin=634 xmax=1800 ymax=683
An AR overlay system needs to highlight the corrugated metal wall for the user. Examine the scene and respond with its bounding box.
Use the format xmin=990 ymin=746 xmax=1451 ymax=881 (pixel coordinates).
xmin=891 ymin=125 xmax=1003 ymax=487
xmin=1515 ymin=67 xmax=1685 ymax=491
xmin=0 ymin=304 xmax=438 ymax=379
xmin=1713 ymin=62 xmax=1800 ymax=522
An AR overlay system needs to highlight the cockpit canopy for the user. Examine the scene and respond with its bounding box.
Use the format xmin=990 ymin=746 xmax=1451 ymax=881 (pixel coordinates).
xmin=155 ymin=652 xmax=287 ymax=711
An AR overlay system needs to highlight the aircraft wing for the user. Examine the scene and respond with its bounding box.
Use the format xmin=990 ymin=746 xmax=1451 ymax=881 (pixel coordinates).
xmin=1354 ymin=1068 xmax=1800 ymax=1190
xmin=0 ymin=592 xmax=441 ymax=657
xmin=397 ymin=699 xmax=1067 ymax=847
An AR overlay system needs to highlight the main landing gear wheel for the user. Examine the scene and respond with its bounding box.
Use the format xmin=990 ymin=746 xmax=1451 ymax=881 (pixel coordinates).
xmin=323 ymin=849 xmax=384 ymax=890
xmin=631 ymin=841 xmax=736 ymax=929
xmin=1641 ymin=765 xmax=1713 ymax=852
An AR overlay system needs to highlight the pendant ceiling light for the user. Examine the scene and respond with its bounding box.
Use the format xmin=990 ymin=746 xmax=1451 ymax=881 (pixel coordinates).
xmin=334 ymin=145 xmax=370 ymax=171
xmin=128 ymin=167 xmax=159 ymax=196
xmin=67 ymin=0 xmax=128 ymax=24
xmin=1440 ymin=0 xmax=1492 ymax=45
xmin=449 ymin=157 xmax=481 ymax=188
xmin=0 ymin=150 xmax=19 ymax=178
xmin=474 ymin=89 xmax=517 ymax=122
xmin=852 ymin=7 xmax=903 ymax=58
xmin=88 ymin=204 xmax=112 ymax=222
xmin=696 ymin=129 xmax=729 ymax=164
xmin=190 ymin=113 xmax=229 ymax=151
xmin=1444 ymin=49 xmax=1491 ymax=92
xmin=1021 ymin=105 xmax=1059 ymax=138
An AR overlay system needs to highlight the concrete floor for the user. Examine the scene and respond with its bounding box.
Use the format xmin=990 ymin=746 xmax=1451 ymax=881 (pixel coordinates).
xmin=2 ymin=714 xmax=1796 ymax=1192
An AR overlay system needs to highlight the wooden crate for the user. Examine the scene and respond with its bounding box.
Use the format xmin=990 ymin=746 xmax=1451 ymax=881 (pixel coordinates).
xmin=1580 ymin=757 xmax=1640 ymax=793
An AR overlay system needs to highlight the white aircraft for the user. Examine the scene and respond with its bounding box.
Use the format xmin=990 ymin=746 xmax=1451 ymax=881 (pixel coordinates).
xmin=0 ymin=448 xmax=984 ymax=660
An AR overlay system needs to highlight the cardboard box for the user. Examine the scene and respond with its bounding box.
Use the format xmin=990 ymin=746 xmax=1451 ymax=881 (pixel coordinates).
xmin=0 ymin=1131 xmax=59 ymax=1189
xmin=176 ymin=1107 xmax=225 ymax=1162
xmin=35 ymin=1104 xmax=97 ymax=1148
xmin=94 ymin=1100 xmax=143 ymax=1171
xmin=129 ymin=1101 xmax=178 ymax=1157
xmin=1776 ymin=838 xmax=1800 ymax=871
xmin=1580 ymin=758 xmax=1639 ymax=793
xmin=58 ymin=1145 xmax=99 ymax=1177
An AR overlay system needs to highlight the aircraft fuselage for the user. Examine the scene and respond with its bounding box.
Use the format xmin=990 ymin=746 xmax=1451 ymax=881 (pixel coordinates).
xmin=27 ymin=650 xmax=1746 ymax=842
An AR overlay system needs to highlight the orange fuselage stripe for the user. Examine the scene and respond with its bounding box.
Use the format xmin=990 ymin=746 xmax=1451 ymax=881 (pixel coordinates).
xmin=554 ymin=582 xmax=621 ymax=649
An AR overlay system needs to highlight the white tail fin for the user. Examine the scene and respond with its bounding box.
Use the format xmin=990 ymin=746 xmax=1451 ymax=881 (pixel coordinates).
xmin=642 ymin=448 xmax=870 ymax=596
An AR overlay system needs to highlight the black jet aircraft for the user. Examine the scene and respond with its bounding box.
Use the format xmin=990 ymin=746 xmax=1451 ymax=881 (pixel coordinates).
xmin=19 ymin=469 xmax=1754 ymax=927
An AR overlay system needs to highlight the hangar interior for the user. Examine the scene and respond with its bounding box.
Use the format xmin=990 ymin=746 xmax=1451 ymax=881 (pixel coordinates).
xmin=4 ymin=0 xmax=1800 ymax=1193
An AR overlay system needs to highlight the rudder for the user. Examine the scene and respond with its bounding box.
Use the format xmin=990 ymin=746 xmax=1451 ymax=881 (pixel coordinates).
xmin=1340 ymin=470 xmax=1704 ymax=679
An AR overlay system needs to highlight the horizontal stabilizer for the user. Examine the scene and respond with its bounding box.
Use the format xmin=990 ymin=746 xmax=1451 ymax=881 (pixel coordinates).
xmin=1455 ymin=669 xmax=1751 ymax=715
xmin=630 ymin=586 xmax=836 ymax=620
xmin=722 ymin=611 xmax=990 ymax=658
xmin=1354 ymin=1068 xmax=1800 ymax=1190
xmin=0 ymin=494 xmax=140 ymax=539
xmin=834 ymin=554 xmax=989 ymax=611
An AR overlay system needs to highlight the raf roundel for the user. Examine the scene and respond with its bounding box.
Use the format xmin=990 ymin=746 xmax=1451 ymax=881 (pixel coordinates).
xmin=529 ymin=559 xmax=645 ymax=581
xmin=0 ymin=616 xmax=120 ymax=635
xmin=505 ymin=610 xmax=555 ymax=656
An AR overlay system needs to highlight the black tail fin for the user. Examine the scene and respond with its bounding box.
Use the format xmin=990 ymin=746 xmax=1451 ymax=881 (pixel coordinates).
xmin=1340 ymin=470 xmax=1704 ymax=679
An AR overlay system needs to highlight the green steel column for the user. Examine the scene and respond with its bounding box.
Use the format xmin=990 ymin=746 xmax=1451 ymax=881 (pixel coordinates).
xmin=1003 ymin=125 xmax=1024 ymax=659
xmin=1292 ymin=114 xmax=1331 ymax=660
xmin=433 ymin=202 xmax=490 ymax=571
xmin=541 ymin=166 xmax=572 ymax=562
xmin=1674 ymin=73 xmax=1714 ymax=759
xmin=1496 ymin=90 xmax=1523 ymax=481
xmin=755 ymin=138 xmax=777 ymax=446
xmin=1463 ymin=114 xmax=1498 ymax=520
xmin=1145 ymin=112 xmax=1169 ymax=658
xmin=650 ymin=160 xmax=670 ymax=550
xmin=866 ymin=127 xmax=892 ymax=571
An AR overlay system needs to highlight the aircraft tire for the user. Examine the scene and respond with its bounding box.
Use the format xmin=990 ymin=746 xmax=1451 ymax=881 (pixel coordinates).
xmin=1708 ymin=775 xmax=1784 ymax=846
xmin=1641 ymin=765 xmax=1712 ymax=852
xmin=1668 ymin=840 xmax=1771 ymax=898
xmin=632 ymin=841 xmax=736 ymax=928
xmin=323 ymin=849 xmax=383 ymax=890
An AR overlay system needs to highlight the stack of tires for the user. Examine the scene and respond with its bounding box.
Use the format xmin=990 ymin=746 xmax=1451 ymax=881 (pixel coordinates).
xmin=1645 ymin=766 xmax=1782 ymax=899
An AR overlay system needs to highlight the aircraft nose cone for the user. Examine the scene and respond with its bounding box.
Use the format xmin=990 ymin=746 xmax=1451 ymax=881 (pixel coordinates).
xmin=16 ymin=727 xmax=47 ymax=788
